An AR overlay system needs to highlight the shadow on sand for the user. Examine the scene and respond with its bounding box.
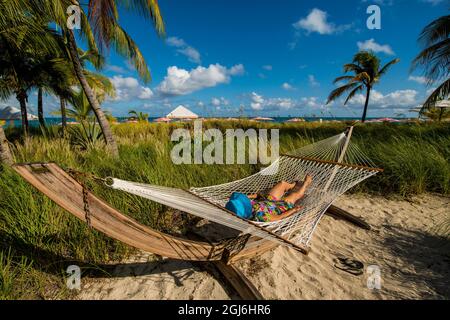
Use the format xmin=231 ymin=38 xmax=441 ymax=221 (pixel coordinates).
xmin=1 ymin=232 xmax=240 ymax=299
xmin=381 ymin=225 xmax=450 ymax=299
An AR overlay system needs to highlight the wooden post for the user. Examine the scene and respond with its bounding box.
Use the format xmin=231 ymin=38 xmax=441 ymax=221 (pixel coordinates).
xmin=325 ymin=205 xmax=371 ymax=230
xmin=0 ymin=126 xmax=13 ymax=166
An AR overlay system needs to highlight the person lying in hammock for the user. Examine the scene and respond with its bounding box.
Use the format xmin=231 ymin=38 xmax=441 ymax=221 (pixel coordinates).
xmin=225 ymin=175 xmax=313 ymax=222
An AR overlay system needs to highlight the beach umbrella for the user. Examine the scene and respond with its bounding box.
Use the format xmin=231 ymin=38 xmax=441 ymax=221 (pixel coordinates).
xmin=286 ymin=118 xmax=305 ymax=122
xmin=253 ymin=117 xmax=274 ymax=121
xmin=155 ymin=117 xmax=171 ymax=123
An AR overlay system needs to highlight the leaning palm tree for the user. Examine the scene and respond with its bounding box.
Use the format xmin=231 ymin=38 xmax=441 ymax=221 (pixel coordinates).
xmin=20 ymin=0 xmax=165 ymax=155
xmin=327 ymin=51 xmax=399 ymax=122
xmin=412 ymin=14 xmax=449 ymax=116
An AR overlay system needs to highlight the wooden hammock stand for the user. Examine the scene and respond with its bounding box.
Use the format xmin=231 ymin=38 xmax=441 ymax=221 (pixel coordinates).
xmin=12 ymin=161 xmax=371 ymax=300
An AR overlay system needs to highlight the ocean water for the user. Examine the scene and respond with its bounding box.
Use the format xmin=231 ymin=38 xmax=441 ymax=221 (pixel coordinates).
xmin=2 ymin=116 xmax=404 ymax=128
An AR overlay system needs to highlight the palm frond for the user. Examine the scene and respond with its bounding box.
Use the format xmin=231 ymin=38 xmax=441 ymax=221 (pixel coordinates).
xmin=343 ymin=63 xmax=363 ymax=74
xmin=87 ymin=0 xmax=119 ymax=51
xmin=326 ymin=83 xmax=360 ymax=105
xmin=379 ymin=58 xmax=401 ymax=77
xmin=418 ymin=15 xmax=450 ymax=47
xmin=344 ymin=85 xmax=364 ymax=105
xmin=412 ymin=38 xmax=450 ymax=82
xmin=333 ymin=75 xmax=355 ymax=84
xmin=353 ymin=72 xmax=371 ymax=84
xmin=420 ymin=78 xmax=450 ymax=113
xmin=79 ymin=49 xmax=105 ymax=69
xmin=109 ymin=23 xmax=151 ymax=82
xmin=117 ymin=0 xmax=165 ymax=36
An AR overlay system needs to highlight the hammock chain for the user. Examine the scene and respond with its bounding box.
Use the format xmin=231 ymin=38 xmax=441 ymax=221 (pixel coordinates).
xmin=66 ymin=168 xmax=106 ymax=228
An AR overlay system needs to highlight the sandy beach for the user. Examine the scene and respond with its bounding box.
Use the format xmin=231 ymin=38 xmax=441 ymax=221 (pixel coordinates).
xmin=77 ymin=193 xmax=450 ymax=300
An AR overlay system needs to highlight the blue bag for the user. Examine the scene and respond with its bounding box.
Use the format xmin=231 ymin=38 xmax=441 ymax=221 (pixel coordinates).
xmin=225 ymin=192 xmax=253 ymax=219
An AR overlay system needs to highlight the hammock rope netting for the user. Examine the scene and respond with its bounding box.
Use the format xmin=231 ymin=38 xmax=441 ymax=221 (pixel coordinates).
xmin=108 ymin=129 xmax=381 ymax=250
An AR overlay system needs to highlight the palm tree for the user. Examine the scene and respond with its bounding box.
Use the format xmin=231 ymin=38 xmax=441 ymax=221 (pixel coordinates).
xmin=53 ymin=70 xmax=115 ymax=121
xmin=412 ymin=14 xmax=449 ymax=116
xmin=0 ymin=17 xmax=71 ymax=134
xmin=128 ymin=110 xmax=149 ymax=122
xmin=327 ymin=51 xmax=399 ymax=122
xmin=421 ymin=107 xmax=450 ymax=121
xmin=32 ymin=55 xmax=75 ymax=131
xmin=23 ymin=0 xmax=165 ymax=155
xmin=37 ymin=88 xmax=44 ymax=128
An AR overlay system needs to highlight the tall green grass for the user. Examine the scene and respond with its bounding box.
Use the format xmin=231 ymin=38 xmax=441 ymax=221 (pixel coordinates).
xmin=0 ymin=121 xmax=449 ymax=299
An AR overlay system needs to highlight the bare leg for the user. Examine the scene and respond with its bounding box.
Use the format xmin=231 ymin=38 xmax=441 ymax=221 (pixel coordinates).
xmin=267 ymin=181 xmax=296 ymax=199
xmin=284 ymin=175 xmax=312 ymax=205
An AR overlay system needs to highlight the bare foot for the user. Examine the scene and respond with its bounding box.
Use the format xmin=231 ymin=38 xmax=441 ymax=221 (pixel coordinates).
xmin=304 ymin=174 xmax=313 ymax=187
xmin=294 ymin=175 xmax=313 ymax=191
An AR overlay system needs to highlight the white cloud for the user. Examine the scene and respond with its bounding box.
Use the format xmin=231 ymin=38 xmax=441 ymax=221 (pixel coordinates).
xmin=250 ymin=92 xmax=265 ymax=110
xmin=211 ymin=98 xmax=221 ymax=106
xmin=408 ymin=76 xmax=429 ymax=85
xmin=262 ymin=65 xmax=273 ymax=71
xmin=166 ymin=37 xmax=186 ymax=47
xmin=211 ymin=97 xmax=229 ymax=106
xmin=250 ymin=92 xmax=297 ymax=110
xmin=357 ymin=39 xmax=395 ymax=55
xmin=293 ymin=8 xmax=351 ymax=35
xmin=347 ymin=89 xmax=419 ymax=109
xmin=229 ymin=64 xmax=245 ymax=76
xmin=177 ymin=47 xmax=201 ymax=64
xmin=166 ymin=36 xmax=201 ymax=64
xmin=157 ymin=64 xmax=244 ymax=96
xmin=300 ymin=97 xmax=322 ymax=108
xmin=308 ymin=75 xmax=320 ymax=87
xmin=109 ymin=75 xmax=153 ymax=101
xmin=138 ymin=87 xmax=153 ymax=99
xmin=105 ymin=65 xmax=127 ymax=74
xmin=268 ymin=98 xmax=296 ymax=109
xmin=282 ymin=82 xmax=295 ymax=90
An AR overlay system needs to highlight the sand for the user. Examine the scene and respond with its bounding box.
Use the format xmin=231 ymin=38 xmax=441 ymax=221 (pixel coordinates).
xmin=77 ymin=193 xmax=450 ymax=300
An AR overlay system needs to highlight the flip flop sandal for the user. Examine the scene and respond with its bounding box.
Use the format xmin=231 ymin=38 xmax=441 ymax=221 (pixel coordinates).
xmin=333 ymin=257 xmax=364 ymax=276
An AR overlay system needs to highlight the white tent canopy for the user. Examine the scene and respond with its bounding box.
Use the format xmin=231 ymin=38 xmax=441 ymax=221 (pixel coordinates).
xmin=0 ymin=106 xmax=38 ymax=120
xmin=435 ymin=100 xmax=450 ymax=108
xmin=166 ymin=105 xmax=198 ymax=119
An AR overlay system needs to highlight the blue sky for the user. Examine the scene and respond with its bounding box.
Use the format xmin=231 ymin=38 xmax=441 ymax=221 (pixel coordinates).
xmin=6 ymin=0 xmax=447 ymax=118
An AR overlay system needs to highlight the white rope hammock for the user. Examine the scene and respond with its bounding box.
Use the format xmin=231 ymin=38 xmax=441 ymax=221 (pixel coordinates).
xmin=107 ymin=128 xmax=381 ymax=251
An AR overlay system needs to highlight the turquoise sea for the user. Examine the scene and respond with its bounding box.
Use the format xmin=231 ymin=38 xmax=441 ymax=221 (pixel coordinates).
xmin=2 ymin=116 xmax=408 ymax=128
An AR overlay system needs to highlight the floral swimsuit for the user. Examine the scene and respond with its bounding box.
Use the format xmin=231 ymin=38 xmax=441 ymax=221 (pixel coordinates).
xmin=251 ymin=195 xmax=295 ymax=222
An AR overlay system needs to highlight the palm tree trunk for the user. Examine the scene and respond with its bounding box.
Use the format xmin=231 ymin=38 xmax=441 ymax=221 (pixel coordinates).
xmin=438 ymin=108 xmax=444 ymax=122
xmin=38 ymin=87 xmax=45 ymax=129
xmin=361 ymin=86 xmax=371 ymax=123
xmin=16 ymin=90 xmax=29 ymax=135
xmin=0 ymin=126 xmax=13 ymax=165
xmin=66 ymin=30 xmax=119 ymax=156
xmin=60 ymin=97 xmax=67 ymax=130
